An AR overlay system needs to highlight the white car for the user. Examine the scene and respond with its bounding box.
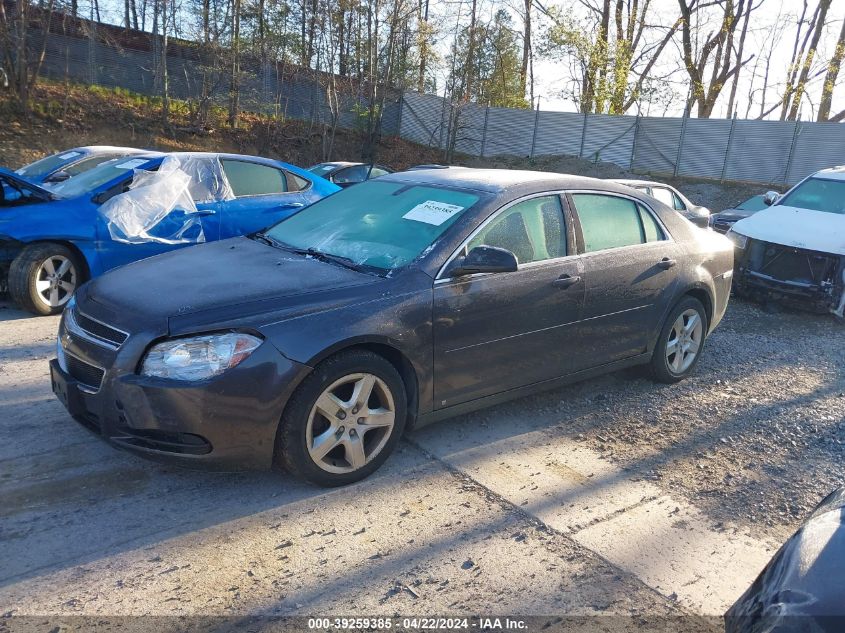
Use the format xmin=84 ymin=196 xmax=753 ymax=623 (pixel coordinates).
xmin=728 ymin=166 xmax=845 ymax=317
xmin=613 ymin=179 xmax=711 ymax=228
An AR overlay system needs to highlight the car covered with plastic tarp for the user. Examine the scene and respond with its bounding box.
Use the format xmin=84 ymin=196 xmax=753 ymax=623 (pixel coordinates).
xmin=0 ymin=152 xmax=339 ymax=314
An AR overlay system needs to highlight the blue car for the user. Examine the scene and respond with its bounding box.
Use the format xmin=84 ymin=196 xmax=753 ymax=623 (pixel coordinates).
xmin=0 ymin=152 xmax=340 ymax=314
xmin=14 ymin=146 xmax=145 ymax=185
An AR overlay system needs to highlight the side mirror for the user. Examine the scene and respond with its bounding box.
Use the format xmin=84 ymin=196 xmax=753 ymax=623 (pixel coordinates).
xmin=448 ymin=245 xmax=518 ymax=277
xmin=45 ymin=170 xmax=71 ymax=184
xmin=763 ymin=191 xmax=780 ymax=206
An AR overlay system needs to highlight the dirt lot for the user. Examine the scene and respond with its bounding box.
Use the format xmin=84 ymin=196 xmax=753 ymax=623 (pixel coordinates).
xmin=1 ymin=294 xmax=842 ymax=626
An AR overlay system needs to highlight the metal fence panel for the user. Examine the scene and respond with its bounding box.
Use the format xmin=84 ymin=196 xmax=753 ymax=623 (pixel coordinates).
xmin=483 ymin=107 xmax=535 ymax=156
xmin=726 ymin=120 xmax=796 ymax=185
xmin=21 ymin=15 xmax=845 ymax=186
xmin=532 ymin=111 xmax=583 ymax=157
xmin=400 ymin=91 xmax=446 ymax=148
xmin=677 ymin=118 xmax=732 ymax=180
xmin=580 ymin=114 xmax=636 ymax=168
xmin=786 ymin=123 xmax=845 ymax=185
xmin=632 ymin=117 xmax=683 ymax=175
xmin=454 ymin=104 xmax=485 ymax=156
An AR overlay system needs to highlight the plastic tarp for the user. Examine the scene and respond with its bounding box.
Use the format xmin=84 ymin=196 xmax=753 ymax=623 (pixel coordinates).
xmin=100 ymin=154 xmax=234 ymax=244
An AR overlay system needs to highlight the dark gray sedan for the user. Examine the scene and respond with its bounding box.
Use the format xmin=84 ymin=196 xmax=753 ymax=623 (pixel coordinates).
xmin=50 ymin=169 xmax=734 ymax=486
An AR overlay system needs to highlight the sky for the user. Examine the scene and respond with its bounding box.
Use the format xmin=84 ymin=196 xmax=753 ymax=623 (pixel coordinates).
xmin=530 ymin=0 xmax=845 ymax=120
xmin=82 ymin=0 xmax=845 ymax=122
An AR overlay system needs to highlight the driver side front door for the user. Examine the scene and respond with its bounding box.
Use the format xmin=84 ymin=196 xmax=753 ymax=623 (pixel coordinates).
xmin=432 ymin=194 xmax=586 ymax=409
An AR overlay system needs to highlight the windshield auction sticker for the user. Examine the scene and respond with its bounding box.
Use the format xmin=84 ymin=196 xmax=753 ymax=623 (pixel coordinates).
xmin=403 ymin=200 xmax=465 ymax=225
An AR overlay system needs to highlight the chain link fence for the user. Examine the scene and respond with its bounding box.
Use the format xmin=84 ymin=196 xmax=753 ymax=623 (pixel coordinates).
xmin=400 ymin=91 xmax=845 ymax=187
xmin=15 ymin=11 xmax=845 ymax=186
xmin=25 ymin=13 xmax=401 ymax=135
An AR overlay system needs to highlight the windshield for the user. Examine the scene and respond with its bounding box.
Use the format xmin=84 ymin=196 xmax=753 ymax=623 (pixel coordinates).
xmin=264 ymin=180 xmax=482 ymax=270
xmin=50 ymin=157 xmax=156 ymax=198
xmin=16 ymin=150 xmax=86 ymax=179
xmin=735 ymin=195 xmax=767 ymax=212
xmin=779 ymin=177 xmax=845 ymax=215
xmin=308 ymin=163 xmax=339 ymax=177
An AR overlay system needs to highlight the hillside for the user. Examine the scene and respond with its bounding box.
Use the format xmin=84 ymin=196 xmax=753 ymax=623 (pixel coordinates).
xmin=0 ymin=82 xmax=441 ymax=171
xmin=1 ymin=82 xmax=760 ymax=212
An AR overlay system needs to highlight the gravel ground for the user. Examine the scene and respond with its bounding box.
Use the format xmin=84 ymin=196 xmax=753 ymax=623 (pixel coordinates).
xmin=426 ymin=297 xmax=844 ymax=544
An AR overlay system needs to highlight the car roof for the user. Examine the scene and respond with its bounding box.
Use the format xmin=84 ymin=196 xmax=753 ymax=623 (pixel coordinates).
xmin=812 ymin=166 xmax=845 ymax=181
xmin=167 ymin=151 xmax=304 ymax=171
xmin=381 ymin=168 xmax=638 ymax=195
xmin=74 ymin=146 xmax=146 ymax=154
xmin=613 ymin=178 xmax=672 ymax=188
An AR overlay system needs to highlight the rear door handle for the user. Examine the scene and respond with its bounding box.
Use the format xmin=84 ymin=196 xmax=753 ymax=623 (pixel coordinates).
xmin=657 ymin=258 xmax=677 ymax=269
xmin=553 ymin=274 xmax=581 ymax=289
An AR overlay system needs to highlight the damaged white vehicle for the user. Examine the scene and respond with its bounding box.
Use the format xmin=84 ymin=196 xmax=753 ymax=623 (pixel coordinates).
xmin=728 ymin=166 xmax=845 ymax=317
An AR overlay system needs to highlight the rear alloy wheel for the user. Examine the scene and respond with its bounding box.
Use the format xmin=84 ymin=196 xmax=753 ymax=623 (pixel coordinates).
xmin=9 ymin=243 xmax=84 ymax=316
xmin=651 ymin=297 xmax=707 ymax=383
xmin=277 ymin=350 xmax=407 ymax=486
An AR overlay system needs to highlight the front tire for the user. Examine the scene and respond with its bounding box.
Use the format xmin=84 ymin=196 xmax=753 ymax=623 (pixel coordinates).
xmin=9 ymin=243 xmax=84 ymax=316
xmin=650 ymin=296 xmax=708 ymax=383
xmin=276 ymin=350 xmax=407 ymax=487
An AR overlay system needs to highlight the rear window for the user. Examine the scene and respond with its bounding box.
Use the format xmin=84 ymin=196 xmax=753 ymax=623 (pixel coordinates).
xmin=779 ymin=177 xmax=845 ymax=214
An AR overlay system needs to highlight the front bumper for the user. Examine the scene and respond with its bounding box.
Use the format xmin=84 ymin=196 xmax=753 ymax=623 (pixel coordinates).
xmin=733 ymin=239 xmax=844 ymax=313
xmin=52 ymin=309 xmax=311 ymax=471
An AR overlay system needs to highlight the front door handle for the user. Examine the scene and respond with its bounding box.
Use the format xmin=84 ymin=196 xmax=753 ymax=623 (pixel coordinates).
xmin=553 ymin=274 xmax=581 ymax=289
xmin=657 ymin=257 xmax=677 ymax=269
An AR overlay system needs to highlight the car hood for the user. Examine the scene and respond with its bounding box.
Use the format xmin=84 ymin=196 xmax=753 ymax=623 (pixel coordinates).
xmin=731 ymin=205 xmax=845 ymax=256
xmin=713 ymin=209 xmax=754 ymax=222
xmin=81 ymin=237 xmax=384 ymax=331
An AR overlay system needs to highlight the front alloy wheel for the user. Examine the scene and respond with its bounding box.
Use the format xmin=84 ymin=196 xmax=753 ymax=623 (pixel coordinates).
xmin=277 ymin=350 xmax=407 ymax=486
xmin=35 ymin=255 xmax=78 ymax=310
xmin=8 ymin=243 xmax=84 ymax=316
xmin=306 ymin=373 xmax=396 ymax=474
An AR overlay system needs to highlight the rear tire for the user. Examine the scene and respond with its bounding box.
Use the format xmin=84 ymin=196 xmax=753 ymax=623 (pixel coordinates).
xmin=650 ymin=296 xmax=708 ymax=384
xmin=9 ymin=243 xmax=84 ymax=316
xmin=276 ymin=350 xmax=407 ymax=487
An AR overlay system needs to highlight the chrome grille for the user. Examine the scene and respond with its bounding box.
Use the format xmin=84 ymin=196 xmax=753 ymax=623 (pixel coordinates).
xmin=67 ymin=308 xmax=128 ymax=349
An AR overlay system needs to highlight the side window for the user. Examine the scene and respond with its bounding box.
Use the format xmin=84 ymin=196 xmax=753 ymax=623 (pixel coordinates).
xmin=286 ymin=172 xmax=310 ymax=192
xmin=572 ymin=193 xmax=657 ymax=252
xmin=671 ymin=192 xmax=686 ymax=211
xmin=221 ymin=160 xmax=287 ymax=197
xmin=650 ymin=186 xmax=674 ymax=208
xmin=468 ymin=195 xmax=566 ymax=265
xmin=370 ymin=167 xmax=390 ymax=178
xmin=638 ymin=204 xmax=666 ymax=243
xmin=333 ymin=165 xmax=370 ymax=184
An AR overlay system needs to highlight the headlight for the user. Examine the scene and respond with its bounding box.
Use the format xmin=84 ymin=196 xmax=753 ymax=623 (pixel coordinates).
xmin=141 ymin=332 xmax=262 ymax=380
xmin=726 ymin=229 xmax=747 ymax=249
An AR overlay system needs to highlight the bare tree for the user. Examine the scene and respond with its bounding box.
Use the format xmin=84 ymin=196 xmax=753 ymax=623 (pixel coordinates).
xmin=817 ymin=16 xmax=845 ymax=121
xmin=676 ymin=0 xmax=756 ymax=118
